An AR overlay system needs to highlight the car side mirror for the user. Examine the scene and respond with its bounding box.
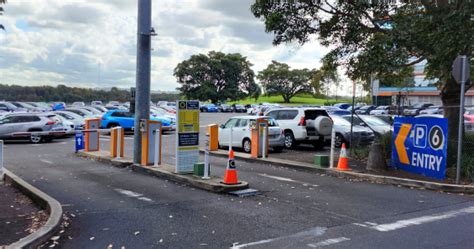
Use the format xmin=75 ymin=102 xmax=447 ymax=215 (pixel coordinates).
xmin=220 ymin=124 xmax=225 ymax=129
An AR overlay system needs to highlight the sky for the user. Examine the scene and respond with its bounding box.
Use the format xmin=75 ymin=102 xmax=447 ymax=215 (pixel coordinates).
xmin=0 ymin=0 xmax=353 ymax=95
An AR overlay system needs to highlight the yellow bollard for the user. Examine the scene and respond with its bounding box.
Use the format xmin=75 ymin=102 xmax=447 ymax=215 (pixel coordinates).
xmin=208 ymin=124 xmax=219 ymax=151
xmin=110 ymin=127 xmax=124 ymax=158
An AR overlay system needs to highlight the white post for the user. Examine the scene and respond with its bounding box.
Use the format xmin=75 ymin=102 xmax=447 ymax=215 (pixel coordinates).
xmin=262 ymin=126 xmax=267 ymax=158
xmin=116 ymin=127 xmax=122 ymax=159
xmin=0 ymin=140 xmax=3 ymax=180
xmin=203 ymin=133 xmax=210 ymax=180
xmin=330 ymin=128 xmax=336 ymax=168
xmin=229 ymin=127 xmax=233 ymax=152
xmin=154 ymin=128 xmax=160 ymax=166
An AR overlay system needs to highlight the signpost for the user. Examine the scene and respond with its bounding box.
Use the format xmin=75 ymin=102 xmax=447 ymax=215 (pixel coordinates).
xmin=75 ymin=133 xmax=84 ymax=152
xmin=452 ymin=55 xmax=470 ymax=184
xmin=176 ymin=100 xmax=200 ymax=173
xmin=392 ymin=117 xmax=448 ymax=180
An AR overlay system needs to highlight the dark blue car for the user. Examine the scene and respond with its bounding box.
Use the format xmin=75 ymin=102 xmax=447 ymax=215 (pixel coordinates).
xmin=200 ymin=104 xmax=218 ymax=112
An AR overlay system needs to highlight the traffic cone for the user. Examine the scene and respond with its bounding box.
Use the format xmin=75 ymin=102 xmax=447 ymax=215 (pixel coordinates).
xmin=336 ymin=143 xmax=351 ymax=171
xmin=222 ymin=150 xmax=240 ymax=185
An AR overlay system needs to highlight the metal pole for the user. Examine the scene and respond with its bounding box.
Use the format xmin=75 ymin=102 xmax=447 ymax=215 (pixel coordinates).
xmin=203 ymin=134 xmax=210 ymax=179
xmin=0 ymin=140 xmax=3 ymax=179
xmin=133 ymin=0 xmax=152 ymax=164
xmin=330 ymin=128 xmax=335 ymax=168
xmin=117 ymin=127 xmax=122 ymax=159
xmin=154 ymin=128 xmax=160 ymax=166
xmin=229 ymin=127 xmax=233 ymax=152
xmin=349 ymin=80 xmax=356 ymax=155
xmin=455 ymin=56 xmax=467 ymax=184
xmin=262 ymin=126 xmax=267 ymax=158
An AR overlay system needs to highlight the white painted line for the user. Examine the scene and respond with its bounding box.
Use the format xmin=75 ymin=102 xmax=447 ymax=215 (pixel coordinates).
xmin=359 ymin=206 xmax=474 ymax=232
xmin=231 ymin=227 xmax=326 ymax=248
xmin=259 ymin=174 xmax=319 ymax=187
xmin=39 ymin=159 xmax=53 ymax=165
xmin=308 ymin=237 xmax=351 ymax=248
xmin=115 ymin=188 xmax=154 ymax=203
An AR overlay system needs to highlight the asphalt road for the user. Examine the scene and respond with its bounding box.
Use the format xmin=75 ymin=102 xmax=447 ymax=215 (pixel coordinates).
xmin=2 ymin=113 xmax=474 ymax=248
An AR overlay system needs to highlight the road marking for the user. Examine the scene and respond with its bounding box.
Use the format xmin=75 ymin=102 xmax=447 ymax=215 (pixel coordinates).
xmin=39 ymin=159 xmax=53 ymax=165
xmin=307 ymin=237 xmax=351 ymax=248
xmin=231 ymin=227 xmax=326 ymax=248
xmin=259 ymin=174 xmax=319 ymax=187
xmin=356 ymin=206 xmax=474 ymax=232
xmin=115 ymin=188 xmax=154 ymax=203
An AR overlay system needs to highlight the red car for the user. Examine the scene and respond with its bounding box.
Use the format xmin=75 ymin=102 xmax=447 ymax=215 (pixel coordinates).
xmin=465 ymin=108 xmax=474 ymax=122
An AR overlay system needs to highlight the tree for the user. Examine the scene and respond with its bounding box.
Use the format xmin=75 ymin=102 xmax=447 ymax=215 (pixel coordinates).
xmin=0 ymin=0 xmax=5 ymax=30
xmin=174 ymin=51 xmax=259 ymax=103
xmin=310 ymin=66 xmax=337 ymax=98
xmin=252 ymin=0 xmax=473 ymax=167
xmin=257 ymin=61 xmax=313 ymax=103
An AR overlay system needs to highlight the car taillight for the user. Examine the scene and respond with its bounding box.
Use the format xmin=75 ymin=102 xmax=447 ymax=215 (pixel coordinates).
xmin=298 ymin=116 xmax=306 ymax=126
xmin=47 ymin=121 xmax=56 ymax=125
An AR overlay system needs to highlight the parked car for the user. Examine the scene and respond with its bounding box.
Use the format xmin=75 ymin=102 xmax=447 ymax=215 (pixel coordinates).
xmin=90 ymin=105 xmax=108 ymax=113
xmin=218 ymin=116 xmax=284 ymax=153
xmin=322 ymin=106 xmax=351 ymax=116
xmin=10 ymin=102 xmax=41 ymax=112
xmin=265 ymin=107 xmax=333 ymax=149
xmin=369 ymin=106 xmax=395 ymax=115
xmin=158 ymin=101 xmax=177 ymax=110
xmin=218 ymin=104 xmax=233 ymax=112
xmin=232 ymin=104 xmax=247 ymax=113
xmin=464 ymin=108 xmax=474 ymax=122
xmin=330 ymin=115 xmax=375 ymax=148
xmin=64 ymin=108 xmax=96 ymax=119
xmin=100 ymin=110 xmax=174 ymax=131
xmin=0 ymin=102 xmax=24 ymax=112
xmin=106 ymin=101 xmax=121 ymax=107
xmin=71 ymin=102 xmax=86 ymax=107
xmin=52 ymin=102 xmax=66 ymax=111
xmin=79 ymin=106 xmax=105 ymax=115
xmin=150 ymin=106 xmax=176 ymax=123
xmin=341 ymin=115 xmax=392 ymax=137
xmin=334 ymin=103 xmax=352 ymax=110
xmin=91 ymin=101 xmax=103 ymax=106
xmin=419 ymin=106 xmax=443 ymax=115
xmin=54 ymin=111 xmax=85 ymax=130
xmin=355 ymin=105 xmax=376 ymax=115
xmin=52 ymin=115 xmax=75 ymax=135
xmin=200 ymin=104 xmax=218 ymax=112
xmin=403 ymin=103 xmax=434 ymax=116
xmin=0 ymin=113 xmax=63 ymax=143
xmin=246 ymin=104 xmax=259 ymax=115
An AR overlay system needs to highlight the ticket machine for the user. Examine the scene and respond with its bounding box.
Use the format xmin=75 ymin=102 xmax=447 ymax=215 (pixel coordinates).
xmin=140 ymin=119 xmax=162 ymax=166
xmin=251 ymin=119 xmax=269 ymax=158
xmin=85 ymin=118 xmax=100 ymax=152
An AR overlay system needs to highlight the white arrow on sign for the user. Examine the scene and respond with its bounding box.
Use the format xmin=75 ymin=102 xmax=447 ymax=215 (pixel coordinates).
xmin=77 ymin=137 xmax=82 ymax=145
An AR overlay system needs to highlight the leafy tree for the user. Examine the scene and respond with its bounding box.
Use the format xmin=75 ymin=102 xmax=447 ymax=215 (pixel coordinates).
xmin=252 ymin=0 xmax=473 ymax=166
xmin=174 ymin=51 xmax=259 ymax=103
xmin=0 ymin=0 xmax=5 ymax=30
xmin=257 ymin=61 xmax=313 ymax=103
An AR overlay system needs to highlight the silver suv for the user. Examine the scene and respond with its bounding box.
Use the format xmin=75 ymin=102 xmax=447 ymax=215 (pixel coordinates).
xmin=266 ymin=107 xmax=333 ymax=149
xmin=0 ymin=113 xmax=62 ymax=143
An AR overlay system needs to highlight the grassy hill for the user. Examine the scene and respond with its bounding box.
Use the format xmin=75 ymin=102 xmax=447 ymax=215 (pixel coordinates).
xmin=227 ymin=94 xmax=350 ymax=106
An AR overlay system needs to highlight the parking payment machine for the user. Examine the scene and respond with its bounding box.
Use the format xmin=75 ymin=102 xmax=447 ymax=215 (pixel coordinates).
xmin=85 ymin=118 xmax=100 ymax=152
xmin=141 ymin=119 xmax=162 ymax=166
xmin=251 ymin=119 xmax=269 ymax=158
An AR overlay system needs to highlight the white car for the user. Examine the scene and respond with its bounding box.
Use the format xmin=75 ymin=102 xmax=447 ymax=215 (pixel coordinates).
xmin=54 ymin=111 xmax=85 ymax=130
xmin=265 ymin=107 xmax=333 ymax=149
xmin=218 ymin=116 xmax=284 ymax=153
xmin=370 ymin=106 xmax=391 ymax=115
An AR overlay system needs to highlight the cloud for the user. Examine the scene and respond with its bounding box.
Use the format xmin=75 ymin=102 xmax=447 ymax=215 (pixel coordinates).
xmin=0 ymin=0 xmax=335 ymax=93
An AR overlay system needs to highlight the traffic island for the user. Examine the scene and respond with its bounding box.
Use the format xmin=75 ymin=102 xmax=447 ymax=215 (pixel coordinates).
xmin=203 ymin=149 xmax=474 ymax=194
xmin=75 ymin=150 xmax=249 ymax=194
xmin=1 ymin=169 xmax=63 ymax=248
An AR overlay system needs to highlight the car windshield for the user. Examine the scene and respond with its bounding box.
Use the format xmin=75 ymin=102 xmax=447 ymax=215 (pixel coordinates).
xmin=466 ymin=109 xmax=474 ymax=115
xmin=208 ymin=104 xmax=215 ymax=107
xmin=332 ymin=116 xmax=351 ymax=126
xmin=360 ymin=116 xmax=389 ymax=126
xmin=376 ymin=106 xmax=387 ymax=110
xmin=361 ymin=106 xmax=371 ymax=109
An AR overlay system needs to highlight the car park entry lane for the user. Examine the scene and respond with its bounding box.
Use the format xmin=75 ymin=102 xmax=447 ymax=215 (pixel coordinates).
xmin=411 ymin=152 xmax=443 ymax=171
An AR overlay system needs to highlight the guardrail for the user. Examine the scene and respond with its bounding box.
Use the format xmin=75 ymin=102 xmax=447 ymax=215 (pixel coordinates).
xmin=11 ymin=129 xmax=113 ymax=137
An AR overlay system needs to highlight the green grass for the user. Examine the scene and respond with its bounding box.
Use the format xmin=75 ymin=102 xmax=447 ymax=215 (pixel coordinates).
xmin=227 ymin=95 xmax=350 ymax=106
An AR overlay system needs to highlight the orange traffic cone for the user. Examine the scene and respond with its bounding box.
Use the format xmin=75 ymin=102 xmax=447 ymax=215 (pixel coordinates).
xmin=337 ymin=143 xmax=351 ymax=171
xmin=223 ymin=150 xmax=240 ymax=185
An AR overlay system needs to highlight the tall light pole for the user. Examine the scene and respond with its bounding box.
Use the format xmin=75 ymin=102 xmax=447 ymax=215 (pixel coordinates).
xmin=133 ymin=0 xmax=152 ymax=164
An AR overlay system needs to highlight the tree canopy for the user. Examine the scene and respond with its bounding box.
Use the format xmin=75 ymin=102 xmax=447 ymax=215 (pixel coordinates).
xmin=258 ymin=61 xmax=314 ymax=103
xmin=174 ymin=51 xmax=260 ymax=103
xmin=0 ymin=0 xmax=5 ymax=30
xmin=252 ymin=0 xmax=473 ymax=165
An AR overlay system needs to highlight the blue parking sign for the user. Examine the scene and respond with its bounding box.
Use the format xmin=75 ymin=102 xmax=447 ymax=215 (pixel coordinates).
xmin=392 ymin=117 xmax=448 ymax=179
xmin=75 ymin=133 xmax=84 ymax=152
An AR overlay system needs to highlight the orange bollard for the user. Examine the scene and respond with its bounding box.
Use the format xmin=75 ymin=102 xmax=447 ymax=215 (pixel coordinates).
xmin=222 ymin=150 xmax=240 ymax=185
xmin=336 ymin=143 xmax=351 ymax=171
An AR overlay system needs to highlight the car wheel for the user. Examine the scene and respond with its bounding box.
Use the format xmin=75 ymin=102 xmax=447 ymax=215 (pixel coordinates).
xmin=243 ymin=139 xmax=251 ymax=153
xmin=284 ymin=131 xmax=295 ymax=149
xmin=30 ymin=135 xmax=43 ymax=144
xmin=334 ymin=134 xmax=345 ymax=148
xmin=273 ymin=146 xmax=284 ymax=153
